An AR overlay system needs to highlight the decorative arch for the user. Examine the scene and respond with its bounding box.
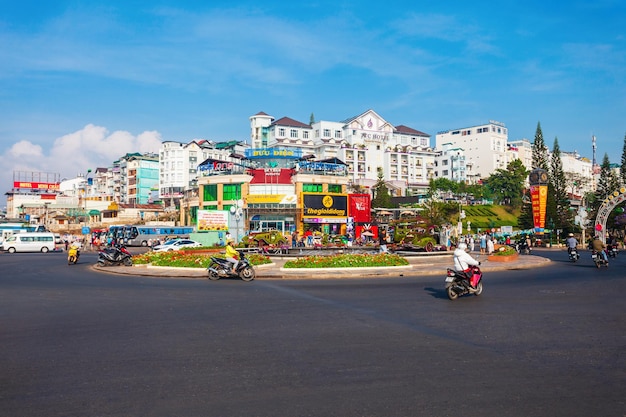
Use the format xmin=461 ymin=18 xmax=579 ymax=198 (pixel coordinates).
xmin=594 ymin=187 xmax=626 ymax=242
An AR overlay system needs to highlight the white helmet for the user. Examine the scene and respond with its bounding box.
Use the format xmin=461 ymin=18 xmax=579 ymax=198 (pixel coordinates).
xmin=458 ymin=242 xmax=468 ymax=250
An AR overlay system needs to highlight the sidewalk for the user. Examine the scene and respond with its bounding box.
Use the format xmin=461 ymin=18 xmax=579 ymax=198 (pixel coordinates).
xmin=93 ymin=253 xmax=551 ymax=279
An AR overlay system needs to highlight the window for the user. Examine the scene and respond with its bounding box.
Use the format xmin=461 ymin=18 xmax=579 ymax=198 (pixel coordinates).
xmin=290 ymin=129 xmax=298 ymax=138
xmin=223 ymin=184 xmax=242 ymax=201
xmin=328 ymin=184 xmax=342 ymax=193
xmin=334 ymin=130 xmax=342 ymax=139
xmin=303 ymin=183 xmax=323 ymax=193
xmin=323 ymin=129 xmax=331 ymax=137
xmin=203 ymin=184 xmax=218 ymax=202
xmin=303 ymin=131 xmax=309 ymax=139
xmin=279 ymin=128 xmax=286 ymax=137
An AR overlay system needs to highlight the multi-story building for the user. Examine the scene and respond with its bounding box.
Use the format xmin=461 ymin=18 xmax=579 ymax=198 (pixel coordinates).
xmin=433 ymin=143 xmax=467 ymax=183
xmin=249 ymin=109 xmax=437 ymax=197
xmin=117 ymin=153 xmax=159 ymax=205
xmin=159 ymin=139 xmax=249 ymax=209
xmin=435 ymin=121 xmax=509 ymax=180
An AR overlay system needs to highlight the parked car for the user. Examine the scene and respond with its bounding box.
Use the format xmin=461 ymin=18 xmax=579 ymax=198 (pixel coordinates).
xmin=152 ymin=239 xmax=202 ymax=252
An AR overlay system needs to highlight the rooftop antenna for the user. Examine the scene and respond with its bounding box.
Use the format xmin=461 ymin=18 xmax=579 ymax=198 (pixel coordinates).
xmin=592 ymin=135 xmax=597 ymax=167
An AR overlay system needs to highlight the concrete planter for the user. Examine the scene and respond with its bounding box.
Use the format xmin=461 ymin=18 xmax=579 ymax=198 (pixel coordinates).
xmin=487 ymin=253 xmax=519 ymax=262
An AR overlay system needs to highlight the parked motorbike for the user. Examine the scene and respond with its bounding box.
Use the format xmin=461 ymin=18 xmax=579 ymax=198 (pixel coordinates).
xmin=97 ymin=245 xmax=133 ymax=267
xmin=591 ymin=250 xmax=609 ymax=268
xmin=67 ymin=246 xmax=80 ymax=265
xmin=568 ymin=248 xmax=580 ymax=262
xmin=607 ymin=244 xmax=619 ymax=258
xmin=207 ymin=250 xmax=255 ymax=282
xmin=517 ymin=239 xmax=532 ymax=255
xmin=445 ymin=265 xmax=483 ymax=300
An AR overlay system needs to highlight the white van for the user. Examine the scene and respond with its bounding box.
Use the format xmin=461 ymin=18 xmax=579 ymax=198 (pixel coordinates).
xmin=1 ymin=232 xmax=57 ymax=253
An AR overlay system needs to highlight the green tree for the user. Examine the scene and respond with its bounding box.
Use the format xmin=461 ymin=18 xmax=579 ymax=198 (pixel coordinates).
xmin=428 ymin=178 xmax=459 ymax=198
xmin=549 ymin=137 xmax=573 ymax=230
xmin=309 ymin=112 xmax=316 ymax=125
xmin=531 ymin=121 xmax=550 ymax=170
xmin=483 ymin=159 xmax=528 ymax=208
xmin=371 ymin=167 xmax=392 ymax=208
xmin=518 ymin=199 xmax=534 ymax=230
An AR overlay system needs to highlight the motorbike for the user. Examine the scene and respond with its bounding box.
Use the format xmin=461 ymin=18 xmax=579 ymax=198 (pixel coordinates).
xmin=97 ymin=244 xmax=133 ymax=267
xmin=517 ymin=239 xmax=532 ymax=255
xmin=445 ymin=265 xmax=483 ymax=300
xmin=207 ymin=250 xmax=255 ymax=282
xmin=591 ymin=250 xmax=609 ymax=268
xmin=67 ymin=246 xmax=80 ymax=265
xmin=568 ymin=248 xmax=580 ymax=262
xmin=607 ymin=244 xmax=619 ymax=258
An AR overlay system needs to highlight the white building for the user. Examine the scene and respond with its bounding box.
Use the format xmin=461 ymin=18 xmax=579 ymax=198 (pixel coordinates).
xmin=159 ymin=139 xmax=249 ymax=204
xmin=436 ymin=121 xmax=509 ymax=180
xmin=249 ymin=109 xmax=437 ymax=196
xmin=434 ymin=144 xmax=467 ymax=183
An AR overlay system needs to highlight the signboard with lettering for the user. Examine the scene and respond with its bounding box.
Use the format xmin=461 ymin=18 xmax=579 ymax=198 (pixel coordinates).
xmin=303 ymin=194 xmax=347 ymax=217
xmin=248 ymin=168 xmax=294 ymax=184
xmin=530 ymin=185 xmax=547 ymax=232
xmin=13 ymin=181 xmax=60 ymax=190
xmin=244 ymin=148 xmax=302 ymax=159
xmin=197 ymin=210 xmax=229 ymax=231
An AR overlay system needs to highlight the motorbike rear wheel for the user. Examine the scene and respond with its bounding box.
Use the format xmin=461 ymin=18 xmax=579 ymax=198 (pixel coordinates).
xmin=239 ymin=266 xmax=255 ymax=282
xmin=446 ymin=284 xmax=458 ymax=300
xmin=208 ymin=263 xmax=220 ymax=280
xmin=123 ymin=257 xmax=133 ymax=266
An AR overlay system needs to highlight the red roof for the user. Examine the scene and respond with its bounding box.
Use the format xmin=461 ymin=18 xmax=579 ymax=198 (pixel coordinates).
xmin=395 ymin=124 xmax=429 ymax=136
xmin=271 ymin=116 xmax=311 ymax=128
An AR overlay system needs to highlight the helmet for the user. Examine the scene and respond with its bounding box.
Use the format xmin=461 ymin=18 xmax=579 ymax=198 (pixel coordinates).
xmin=457 ymin=242 xmax=468 ymax=251
xmin=569 ymin=233 xmax=574 ymax=237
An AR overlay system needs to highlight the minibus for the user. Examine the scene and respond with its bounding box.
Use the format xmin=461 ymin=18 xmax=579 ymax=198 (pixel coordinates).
xmin=0 ymin=232 xmax=57 ymax=253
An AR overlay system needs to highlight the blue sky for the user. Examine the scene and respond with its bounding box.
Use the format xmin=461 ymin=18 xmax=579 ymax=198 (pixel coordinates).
xmin=1 ymin=0 xmax=625 ymax=207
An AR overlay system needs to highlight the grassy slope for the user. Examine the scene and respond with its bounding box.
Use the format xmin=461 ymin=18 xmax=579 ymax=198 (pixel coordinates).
xmin=461 ymin=205 xmax=520 ymax=230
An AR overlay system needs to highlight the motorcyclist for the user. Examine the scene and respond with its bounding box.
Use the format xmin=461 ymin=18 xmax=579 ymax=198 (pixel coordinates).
xmin=565 ymin=233 xmax=578 ymax=254
xmin=591 ymin=235 xmax=608 ymax=264
xmin=224 ymin=239 xmax=239 ymax=274
xmin=453 ymin=242 xmax=480 ymax=286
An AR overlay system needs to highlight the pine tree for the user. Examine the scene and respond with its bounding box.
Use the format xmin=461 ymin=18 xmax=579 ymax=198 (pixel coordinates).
xmin=309 ymin=113 xmax=316 ymax=125
xmin=531 ymin=121 xmax=549 ymax=170
xmin=371 ymin=167 xmax=392 ymax=208
xmin=549 ymin=137 xmax=572 ymax=230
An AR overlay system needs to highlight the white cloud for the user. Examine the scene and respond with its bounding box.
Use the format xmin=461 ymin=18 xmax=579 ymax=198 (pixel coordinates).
xmin=0 ymin=125 xmax=162 ymax=197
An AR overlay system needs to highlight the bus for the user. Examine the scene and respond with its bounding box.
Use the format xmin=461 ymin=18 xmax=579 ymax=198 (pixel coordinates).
xmin=1 ymin=232 xmax=57 ymax=253
xmin=0 ymin=223 xmax=46 ymax=242
xmin=122 ymin=225 xmax=195 ymax=247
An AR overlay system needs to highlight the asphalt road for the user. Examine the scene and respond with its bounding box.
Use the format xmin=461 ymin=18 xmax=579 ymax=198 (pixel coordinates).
xmin=1 ymin=248 xmax=624 ymax=417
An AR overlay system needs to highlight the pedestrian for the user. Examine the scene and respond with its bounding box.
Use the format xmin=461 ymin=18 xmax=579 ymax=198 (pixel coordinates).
xmin=469 ymin=235 xmax=475 ymax=252
xmin=480 ymin=233 xmax=487 ymax=254
xmin=486 ymin=235 xmax=494 ymax=255
xmin=379 ymin=229 xmax=388 ymax=253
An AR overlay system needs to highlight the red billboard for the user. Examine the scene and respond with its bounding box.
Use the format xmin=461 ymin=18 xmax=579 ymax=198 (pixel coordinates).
xmin=530 ymin=185 xmax=547 ymax=232
xmin=349 ymin=194 xmax=371 ymax=223
xmin=13 ymin=181 xmax=60 ymax=190
xmin=248 ymin=168 xmax=294 ymax=184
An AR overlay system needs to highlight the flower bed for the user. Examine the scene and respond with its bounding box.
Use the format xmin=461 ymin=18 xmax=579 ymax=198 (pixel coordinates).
xmin=133 ymin=251 xmax=272 ymax=268
xmin=488 ymin=245 xmax=519 ymax=262
xmin=283 ymin=253 xmax=409 ymax=269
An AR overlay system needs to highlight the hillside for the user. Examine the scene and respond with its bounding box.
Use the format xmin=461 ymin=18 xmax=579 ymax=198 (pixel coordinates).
xmin=462 ymin=205 xmax=520 ymax=231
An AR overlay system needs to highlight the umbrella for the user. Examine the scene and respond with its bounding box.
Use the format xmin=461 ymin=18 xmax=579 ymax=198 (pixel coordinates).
xmin=377 ymin=210 xmax=393 ymax=215
xmin=361 ymin=231 xmax=374 ymax=236
xmin=400 ymin=211 xmax=414 ymax=216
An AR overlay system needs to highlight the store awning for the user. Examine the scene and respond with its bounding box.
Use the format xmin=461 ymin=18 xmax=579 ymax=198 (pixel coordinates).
xmin=88 ymin=209 xmax=101 ymax=216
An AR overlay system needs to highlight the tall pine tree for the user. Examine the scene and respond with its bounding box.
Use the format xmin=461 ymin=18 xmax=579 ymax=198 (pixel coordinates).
xmin=531 ymin=122 xmax=549 ymax=170
xmin=549 ymin=137 xmax=572 ymax=230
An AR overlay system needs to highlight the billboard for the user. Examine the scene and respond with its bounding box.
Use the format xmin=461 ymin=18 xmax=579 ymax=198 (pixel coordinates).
xmin=302 ymin=194 xmax=347 ymax=217
xmin=13 ymin=181 xmax=60 ymax=191
xmin=197 ymin=210 xmax=229 ymax=231
xmin=348 ymin=194 xmax=371 ymax=223
xmin=530 ymin=185 xmax=548 ymax=232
